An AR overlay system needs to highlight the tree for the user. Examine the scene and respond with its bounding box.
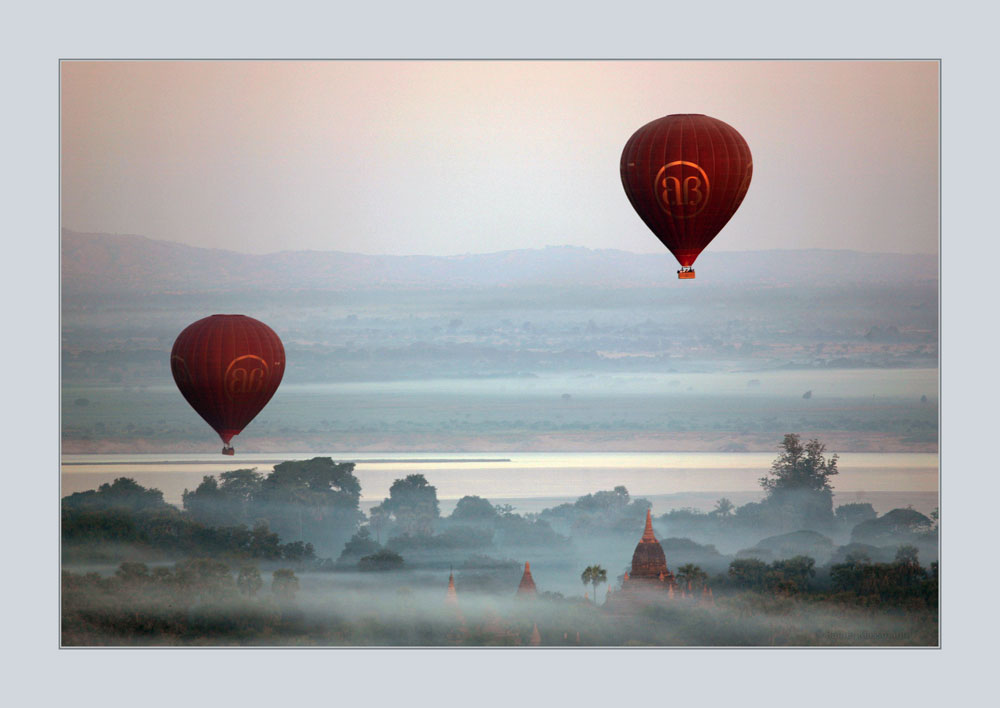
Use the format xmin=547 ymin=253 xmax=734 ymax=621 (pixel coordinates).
xmin=182 ymin=469 xmax=265 ymax=527
xmin=580 ymin=565 xmax=608 ymax=603
xmin=851 ymin=508 xmax=933 ymax=546
xmin=182 ymin=475 xmax=223 ymax=524
xmin=358 ymin=549 xmax=404 ymax=572
xmin=844 ymin=549 xmax=872 ymax=564
xmin=376 ymin=474 xmax=440 ymax=536
xmin=218 ymin=468 xmax=265 ymax=525
xmin=770 ymin=555 xmax=816 ymax=593
xmin=255 ymin=458 xmax=363 ymax=554
xmin=337 ymin=527 xmax=381 ymax=565
xmin=237 ymin=566 xmax=263 ymax=598
xmin=450 ymin=495 xmax=498 ymax=523
xmin=835 ymin=502 xmax=877 ymax=526
xmin=759 ymin=434 xmax=840 ymax=527
xmin=368 ymin=506 xmax=390 ymax=544
xmin=728 ymin=558 xmax=769 ymax=590
xmin=895 ymin=544 xmax=920 ymax=566
xmin=761 ymin=434 xmax=839 ymax=494
xmin=249 ymin=521 xmax=283 ymax=559
xmin=711 ymin=498 xmax=735 ymax=517
xmin=271 ymin=569 xmax=300 ymax=602
xmin=174 ymin=558 xmax=235 ymax=601
xmin=675 ymin=563 xmax=708 ymax=589
xmin=63 ymin=477 xmax=168 ymax=513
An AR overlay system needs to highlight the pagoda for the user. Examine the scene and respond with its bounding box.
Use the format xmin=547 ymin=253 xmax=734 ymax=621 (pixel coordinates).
xmin=621 ymin=509 xmax=675 ymax=592
xmin=517 ymin=561 xmax=537 ymax=596
xmin=528 ymin=623 xmax=542 ymax=646
xmin=443 ymin=568 xmax=466 ymax=643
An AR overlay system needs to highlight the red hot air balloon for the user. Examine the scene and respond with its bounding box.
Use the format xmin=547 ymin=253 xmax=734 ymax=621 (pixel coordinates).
xmin=170 ymin=314 xmax=285 ymax=455
xmin=620 ymin=114 xmax=752 ymax=279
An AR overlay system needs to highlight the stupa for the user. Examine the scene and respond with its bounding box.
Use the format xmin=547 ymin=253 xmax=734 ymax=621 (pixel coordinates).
xmin=517 ymin=561 xmax=537 ymax=596
xmin=529 ymin=623 xmax=541 ymax=646
xmin=621 ymin=509 xmax=676 ymax=592
xmin=445 ymin=570 xmax=459 ymax=606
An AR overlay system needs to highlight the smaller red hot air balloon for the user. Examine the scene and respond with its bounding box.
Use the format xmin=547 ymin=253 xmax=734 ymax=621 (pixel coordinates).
xmin=621 ymin=114 xmax=753 ymax=279
xmin=170 ymin=314 xmax=285 ymax=454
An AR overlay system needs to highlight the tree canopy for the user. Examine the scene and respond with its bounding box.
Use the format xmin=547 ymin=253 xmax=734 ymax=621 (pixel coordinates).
xmin=760 ymin=434 xmax=839 ymax=494
xmin=372 ymin=474 xmax=440 ymax=536
xmin=758 ymin=434 xmax=840 ymax=528
xmin=181 ymin=458 xmax=363 ymax=555
xmin=63 ymin=477 xmax=169 ymax=513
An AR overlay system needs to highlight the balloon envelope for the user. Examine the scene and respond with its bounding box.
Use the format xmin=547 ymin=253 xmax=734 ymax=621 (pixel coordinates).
xmin=170 ymin=314 xmax=285 ymax=450
xmin=620 ymin=114 xmax=752 ymax=269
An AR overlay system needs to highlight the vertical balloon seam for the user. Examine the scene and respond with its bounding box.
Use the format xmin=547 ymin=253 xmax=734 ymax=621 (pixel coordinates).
xmin=658 ymin=116 xmax=675 ymax=255
xmin=227 ymin=316 xmax=243 ymax=434
xmin=219 ymin=316 xmax=231 ymax=437
xmin=624 ymin=127 xmax=644 ymax=237
xmin=709 ymin=117 xmax=730 ymax=254
xmin=247 ymin=317 xmax=265 ymax=432
xmin=625 ymin=129 xmax=642 ymax=216
xmin=268 ymin=325 xmax=283 ymax=423
xmin=206 ymin=317 xmax=221 ymax=440
xmin=634 ymin=119 xmax=654 ymax=240
xmin=721 ymin=122 xmax=748 ymax=238
xmin=678 ymin=116 xmax=691 ymax=255
xmin=230 ymin=316 xmax=243 ymax=437
xmin=188 ymin=318 xmax=207 ymax=434
xmin=732 ymin=123 xmax=747 ymax=228
xmin=211 ymin=316 xmax=224 ymax=437
xmin=741 ymin=129 xmax=753 ymax=213
xmin=729 ymin=123 xmax=746 ymax=233
xmin=193 ymin=317 xmax=217 ymax=438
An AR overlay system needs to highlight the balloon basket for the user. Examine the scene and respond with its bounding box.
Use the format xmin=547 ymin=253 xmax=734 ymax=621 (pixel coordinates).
xmin=222 ymin=445 xmax=235 ymax=456
xmin=677 ymin=268 xmax=695 ymax=280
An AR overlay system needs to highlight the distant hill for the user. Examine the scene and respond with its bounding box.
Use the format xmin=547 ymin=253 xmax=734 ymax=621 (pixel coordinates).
xmin=61 ymin=229 xmax=938 ymax=295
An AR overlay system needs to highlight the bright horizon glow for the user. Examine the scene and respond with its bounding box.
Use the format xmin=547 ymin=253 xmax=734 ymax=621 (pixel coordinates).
xmin=61 ymin=60 xmax=939 ymax=257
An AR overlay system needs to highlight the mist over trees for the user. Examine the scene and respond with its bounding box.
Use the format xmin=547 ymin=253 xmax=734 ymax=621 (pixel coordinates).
xmin=180 ymin=458 xmax=362 ymax=556
xmin=61 ymin=433 xmax=938 ymax=646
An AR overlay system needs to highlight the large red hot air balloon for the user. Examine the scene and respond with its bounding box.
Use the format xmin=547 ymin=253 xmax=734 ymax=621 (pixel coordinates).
xmin=620 ymin=114 xmax=752 ymax=279
xmin=170 ymin=314 xmax=285 ymax=455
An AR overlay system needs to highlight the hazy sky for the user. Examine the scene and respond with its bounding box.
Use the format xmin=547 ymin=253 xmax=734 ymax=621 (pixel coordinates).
xmin=61 ymin=60 xmax=938 ymax=256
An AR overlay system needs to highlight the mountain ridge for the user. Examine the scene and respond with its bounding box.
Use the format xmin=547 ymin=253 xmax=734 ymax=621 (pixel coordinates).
xmin=61 ymin=228 xmax=938 ymax=294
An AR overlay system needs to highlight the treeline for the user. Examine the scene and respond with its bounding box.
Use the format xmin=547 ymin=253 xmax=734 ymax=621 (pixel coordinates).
xmin=180 ymin=459 xmax=362 ymax=556
xmin=336 ymin=475 xmax=570 ymax=569
xmin=719 ymin=545 xmax=938 ymax=609
xmin=63 ymin=476 xmax=320 ymax=564
xmin=62 ymin=435 xmax=938 ymax=584
xmin=62 ymin=554 xmax=937 ymax=647
xmin=62 ymin=559 xmax=306 ymax=645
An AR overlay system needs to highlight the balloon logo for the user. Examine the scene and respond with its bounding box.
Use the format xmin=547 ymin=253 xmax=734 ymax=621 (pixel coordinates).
xmin=171 ymin=314 xmax=285 ymax=454
xmin=224 ymin=355 xmax=270 ymax=402
xmin=654 ymin=161 xmax=711 ymax=218
xmin=621 ymin=114 xmax=752 ymax=278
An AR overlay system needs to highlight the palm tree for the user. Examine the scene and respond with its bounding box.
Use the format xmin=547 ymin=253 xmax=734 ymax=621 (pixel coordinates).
xmin=581 ymin=565 xmax=608 ymax=603
xmin=675 ymin=563 xmax=708 ymax=590
xmin=712 ymin=497 xmax=735 ymax=517
xmin=369 ymin=505 xmax=390 ymax=544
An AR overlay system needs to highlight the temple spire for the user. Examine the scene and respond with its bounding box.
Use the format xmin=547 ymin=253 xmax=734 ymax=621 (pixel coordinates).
xmin=446 ymin=569 xmax=458 ymax=605
xmin=641 ymin=508 xmax=657 ymax=543
xmin=517 ymin=561 xmax=537 ymax=595
xmin=529 ymin=623 xmax=541 ymax=646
